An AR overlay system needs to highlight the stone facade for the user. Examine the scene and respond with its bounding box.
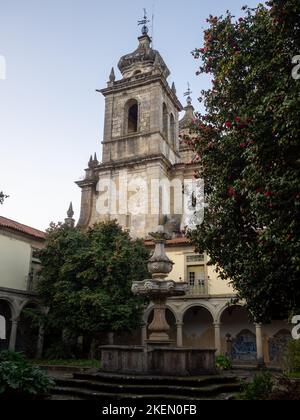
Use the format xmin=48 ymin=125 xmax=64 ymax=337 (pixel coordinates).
xmin=76 ymin=31 xmax=292 ymax=367
xmin=76 ymin=34 xmax=197 ymax=239
xmin=0 ymin=217 xmax=46 ymax=356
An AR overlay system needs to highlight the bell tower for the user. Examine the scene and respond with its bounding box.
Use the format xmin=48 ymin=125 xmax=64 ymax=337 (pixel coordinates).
xmin=98 ymin=28 xmax=182 ymax=166
xmin=77 ymin=16 xmax=188 ymax=238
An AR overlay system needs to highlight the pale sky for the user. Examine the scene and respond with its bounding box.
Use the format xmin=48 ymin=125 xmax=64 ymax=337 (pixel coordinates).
xmin=0 ymin=0 xmax=259 ymax=231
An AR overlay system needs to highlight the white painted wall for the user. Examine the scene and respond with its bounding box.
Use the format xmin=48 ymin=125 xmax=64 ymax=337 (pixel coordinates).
xmin=166 ymin=246 xmax=234 ymax=296
xmin=0 ymin=233 xmax=31 ymax=291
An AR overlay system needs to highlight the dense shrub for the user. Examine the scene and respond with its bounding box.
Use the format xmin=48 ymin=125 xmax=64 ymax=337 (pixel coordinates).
xmin=215 ymin=355 xmax=232 ymax=371
xmin=238 ymin=372 xmax=274 ymax=400
xmin=0 ymin=351 xmax=54 ymax=400
xmin=286 ymin=340 xmax=300 ymax=374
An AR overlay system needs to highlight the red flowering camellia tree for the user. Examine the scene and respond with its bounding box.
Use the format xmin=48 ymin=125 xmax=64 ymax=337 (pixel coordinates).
xmin=187 ymin=0 xmax=300 ymax=322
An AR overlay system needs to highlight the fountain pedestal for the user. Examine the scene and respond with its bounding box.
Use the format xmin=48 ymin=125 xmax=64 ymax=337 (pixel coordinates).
xmin=99 ymin=226 xmax=217 ymax=376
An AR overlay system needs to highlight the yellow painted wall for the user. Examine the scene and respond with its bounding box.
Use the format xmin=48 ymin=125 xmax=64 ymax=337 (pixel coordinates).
xmin=165 ymin=246 xmax=234 ymax=296
xmin=0 ymin=233 xmax=31 ymax=291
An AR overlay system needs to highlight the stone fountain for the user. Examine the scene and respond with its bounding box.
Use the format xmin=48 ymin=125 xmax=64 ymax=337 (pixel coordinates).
xmin=100 ymin=226 xmax=216 ymax=376
xmin=132 ymin=226 xmax=188 ymax=346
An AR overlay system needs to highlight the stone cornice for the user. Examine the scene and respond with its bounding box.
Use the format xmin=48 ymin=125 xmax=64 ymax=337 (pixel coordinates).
xmin=98 ymin=73 xmax=183 ymax=112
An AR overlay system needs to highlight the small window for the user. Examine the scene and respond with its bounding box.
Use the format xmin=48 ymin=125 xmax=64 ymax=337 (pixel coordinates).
xmin=170 ymin=113 xmax=176 ymax=148
xmin=187 ymin=255 xmax=205 ymax=263
xmin=127 ymin=100 xmax=138 ymax=134
xmin=189 ymin=272 xmax=196 ymax=287
xmin=163 ymin=103 xmax=168 ymax=140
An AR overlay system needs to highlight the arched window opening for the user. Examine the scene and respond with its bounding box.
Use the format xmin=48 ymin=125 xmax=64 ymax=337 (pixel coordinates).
xmin=170 ymin=113 xmax=176 ymax=148
xmin=127 ymin=100 xmax=138 ymax=134
xmin=163 ymin=103 xmax=168 ymax=140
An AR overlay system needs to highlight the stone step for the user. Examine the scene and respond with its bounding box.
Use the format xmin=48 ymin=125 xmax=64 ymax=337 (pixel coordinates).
xmin=54 ymin=378 xmax=241 ymax=398
xmin=53 ymin=386 xmax=230 ymax=401
xmin=73 ymin=371 xmax=239 ymax=388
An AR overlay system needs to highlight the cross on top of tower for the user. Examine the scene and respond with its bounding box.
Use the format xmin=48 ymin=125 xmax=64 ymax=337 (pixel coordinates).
xmin=138 ymin=8 xmax=150 ymax=36
xmin=184 ymin=83 xmax=193 ymax=105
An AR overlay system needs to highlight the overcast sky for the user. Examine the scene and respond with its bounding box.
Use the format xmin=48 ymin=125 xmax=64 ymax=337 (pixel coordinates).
xmin=0 ymin=0 xmax=259 ymax=231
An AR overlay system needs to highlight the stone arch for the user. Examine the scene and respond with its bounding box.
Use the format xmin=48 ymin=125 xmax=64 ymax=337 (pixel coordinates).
xmin=220 ymin=305 xmax=256 ymax=360
xmin=216 ymin=302 xmax=245 ymax=324
xmin=125 ymin=99 xmax=139 ymax=134
xmin=16 ymin=301 xmax=42 ymax=358
xmin=0 ymin=298 xmax=13 ymax=350
xmin=268 ymin=329 xmax=292 ymax=367
xmin=19 ymin=298 xmax=43 ymax=315
xmin=162 ymin=102 xmax=168 ymax=140
xmin=143 ymin=303 xmax=179 ymax=325
xmin=231 ymin=329 xmax=257 ymax=362
xmin=182 ymin=305 xmax=214 ymax=348
xmin=181 ymin=302 xmax=215 ymax=322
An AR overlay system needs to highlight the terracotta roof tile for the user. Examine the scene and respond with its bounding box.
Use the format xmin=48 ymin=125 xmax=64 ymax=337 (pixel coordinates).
xmin=144 ymin=236 xmax=190 ymax=247
xmin=0 ymin=216 xmax=46 ymax=241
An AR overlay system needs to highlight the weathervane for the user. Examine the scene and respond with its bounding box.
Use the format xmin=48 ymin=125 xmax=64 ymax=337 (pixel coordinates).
xmin=184 ymin=83 xmax=193 ymax=105
xmin=138 ymin=8 xmax=150 ymax=36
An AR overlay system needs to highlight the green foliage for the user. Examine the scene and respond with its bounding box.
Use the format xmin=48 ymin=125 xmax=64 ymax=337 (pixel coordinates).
xmin=44 ymin=343 xmax=76 ymax=361
xmin=188 ymin=0 xmax=300 ymax=322
xmin=38 ymin=221 xmax=150 ymax=339
xmin=0 ymin=351 xmax=54 ymax=399
xmin=0 ymin=350 xmax=26 ymax=364
xmin=238 ymin=372 xmax=274 ymax=400
xmin=286 ymin=340 xmax=300 ymax=373
xmin=215 ymin=355 xmax=232 ymax=371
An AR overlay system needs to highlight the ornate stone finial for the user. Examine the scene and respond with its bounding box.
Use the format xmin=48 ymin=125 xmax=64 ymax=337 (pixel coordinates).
xmin=65 ymin=202 xmax=75 ymax=228
xmin=171 ymin=82 xmax=177 ymax=94
xmin=67 ymin=202 xmax=74 ymax=218
xmin=148 ymin=226 xmax=174 ymax=279
xmin=88 ymin=155 xmax=93 ymax=168
xmin=138 ymin=8 xmax=150 ymax=36
xmin=109 ymin=67 xmax=115 ymax=83
xmin=94 ymin=153 xmax=99 ymax=164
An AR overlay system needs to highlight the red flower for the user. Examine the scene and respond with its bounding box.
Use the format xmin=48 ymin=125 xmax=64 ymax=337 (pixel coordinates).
xmin=225 ymin=121 xmax=232 ymax=129
xmin=264 ymin=191 xmax=272 ymax=198
xmin=228 ymin=187 xmax=236 ymax=198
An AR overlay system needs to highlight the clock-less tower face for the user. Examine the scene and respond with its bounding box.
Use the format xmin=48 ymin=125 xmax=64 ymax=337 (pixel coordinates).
xmin=99 ymin=34 xmax=182 ymax=166
xmin=76 ymin=33 xmax=197 ymax=239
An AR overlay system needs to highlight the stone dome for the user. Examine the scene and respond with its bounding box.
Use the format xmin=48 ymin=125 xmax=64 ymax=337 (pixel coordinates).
xmin=118 ymin=35 xmax=170 ymax=79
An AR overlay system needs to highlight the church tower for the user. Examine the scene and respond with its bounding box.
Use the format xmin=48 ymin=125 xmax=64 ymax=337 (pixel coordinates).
xmin=77 ymin=18 xmax=197 ymax=238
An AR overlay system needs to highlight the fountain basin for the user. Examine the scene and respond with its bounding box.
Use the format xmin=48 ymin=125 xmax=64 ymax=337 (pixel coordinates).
xmin=100 ymin=346 xmax=217 ymax=376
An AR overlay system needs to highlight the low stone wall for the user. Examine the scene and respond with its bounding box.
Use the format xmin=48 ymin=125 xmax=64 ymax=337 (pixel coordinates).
xmin=100 ymin=346 xmax=216 ymax=376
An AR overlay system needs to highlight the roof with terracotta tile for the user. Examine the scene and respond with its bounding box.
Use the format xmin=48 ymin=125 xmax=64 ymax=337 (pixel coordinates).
xmin=144 ymin=236 xmax=190 ymax=248
xmin=0 ymin=216 xmax=46 ymax=241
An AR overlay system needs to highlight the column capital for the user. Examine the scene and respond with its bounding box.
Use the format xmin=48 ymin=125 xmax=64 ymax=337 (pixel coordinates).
xmin=176 ymin=322 xmax=184 ymax=327
xmin=214 ymin=322 xmax=221 ymax=328
xmin=255 ymin=323 xmax=263 ymax=329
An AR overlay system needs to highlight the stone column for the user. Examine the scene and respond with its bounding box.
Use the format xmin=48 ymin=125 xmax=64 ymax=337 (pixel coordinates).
xmin=9 ymin=319 xmax=18 ymax=351
xmin=255 ymin=324 xmax=264 ymax=367
xmin=36 ymin=324 xmax=45 ymax=359
xmin=214 ymin=323 xmax=222 ymax=356
xmin=176 ymin=322 xmax=184 ymax=347
xmin=141 ymin=323 xmax=147 ymax=346
xmin=148 ymin=299 xmax=170 ymax=342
